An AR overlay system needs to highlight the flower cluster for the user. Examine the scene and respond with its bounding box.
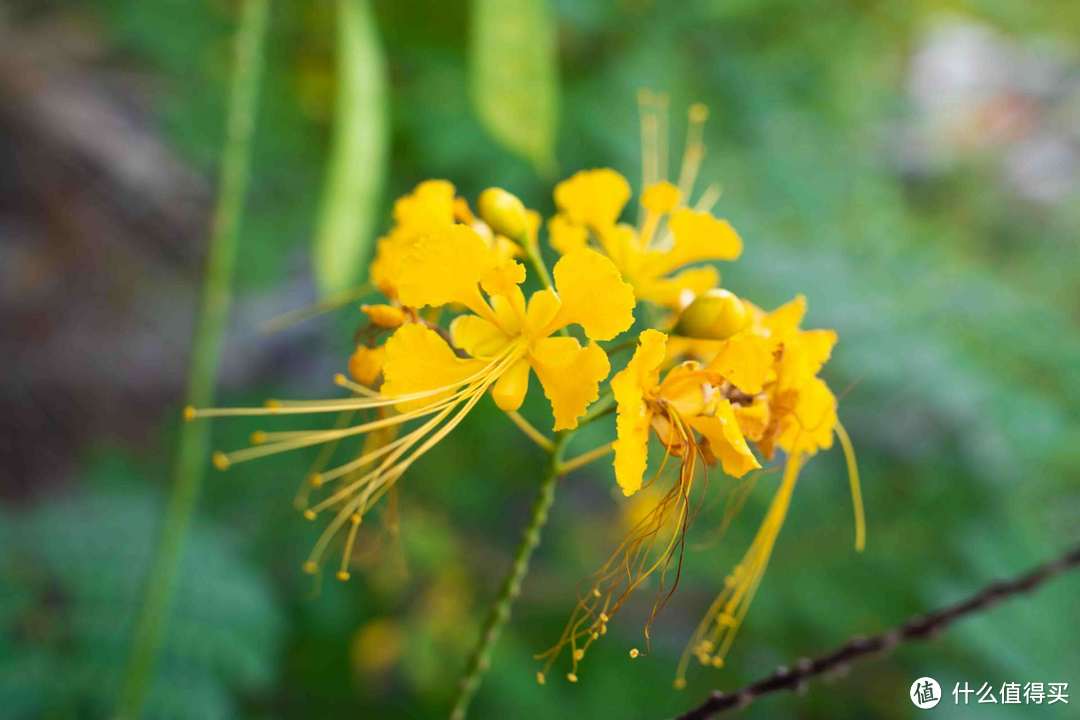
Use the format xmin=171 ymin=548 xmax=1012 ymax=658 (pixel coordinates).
xmin=189 ymin=93 xmax=862 ymax=688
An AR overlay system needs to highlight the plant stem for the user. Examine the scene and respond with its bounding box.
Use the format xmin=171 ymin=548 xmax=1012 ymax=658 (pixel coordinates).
xmin=449 ymin=431 xmax=569 ymax=720
xmin=115 ymin=2 xmax=269 ymax=716
xmin=559 ymin=441 xmax=614 ymax=475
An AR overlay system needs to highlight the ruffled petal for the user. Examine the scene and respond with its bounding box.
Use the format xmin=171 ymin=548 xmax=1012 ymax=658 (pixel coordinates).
xmin=548 ymin=214 xmax=589 ymax=255
xmin=689 ymin=400 xmax=761 ymax=478
xmin=777 ymin=376 xmax=837 ymax=457
xmin=611 ymin=330 xmax=668 ymax=495
xmin=382 ymin=324 xmax=488 ymax=411
xmin=529 ymin=337 xmax=611 ymax=431
xmin=553 ymin=168 xmax=631 ymax=229
xmin=549 ymin=248 xmax=636 ymax=341
xmin=392 ymin=179 xmax=456 ymax=229
xmin=648 ymin=208 xmax=742 ymax=277
xmin=394 ymin=225 xmax=504 ymax=317
xmin=707 ymin=333 xmax=777 ymax=395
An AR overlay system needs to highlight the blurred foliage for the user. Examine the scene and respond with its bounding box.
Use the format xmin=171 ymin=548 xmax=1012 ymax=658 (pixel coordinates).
xmin=0 ymin=485 xmax=282 ymax=719
xmin=311 ymin=0 xmax=388 ymax=297
xmin=6 ymin=0 xmax=1080 ymax=718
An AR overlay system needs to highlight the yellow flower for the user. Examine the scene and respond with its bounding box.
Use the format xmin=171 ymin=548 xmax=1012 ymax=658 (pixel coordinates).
xmin=388 ymin=223 xmax=636 ymax=430
xmin=547 ymin=96 xmax=743 ymax=309
xmin=191 ymin=211 xmax=634 ymax=581
xmin=538 ymin=329 xmax=760 ymax=680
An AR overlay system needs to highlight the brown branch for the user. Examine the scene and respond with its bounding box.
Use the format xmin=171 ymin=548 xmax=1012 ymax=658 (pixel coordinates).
xmin=674 ymin=542 xmax=1080 ymax=720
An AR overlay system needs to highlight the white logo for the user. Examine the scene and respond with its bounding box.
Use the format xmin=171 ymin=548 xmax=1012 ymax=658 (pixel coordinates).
xmin=911 ymin=677 xmax=942 ymax=709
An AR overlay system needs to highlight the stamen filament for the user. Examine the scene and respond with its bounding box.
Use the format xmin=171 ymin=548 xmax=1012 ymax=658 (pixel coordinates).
xmin=835 ymin=421 xmax=865 ymax=552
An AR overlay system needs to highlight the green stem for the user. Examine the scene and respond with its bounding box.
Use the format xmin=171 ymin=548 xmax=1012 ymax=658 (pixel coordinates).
xmin=115 ymin=2 xmax=269 ymax=717
xmin=449 ymin=431 xmax=569 ymax=720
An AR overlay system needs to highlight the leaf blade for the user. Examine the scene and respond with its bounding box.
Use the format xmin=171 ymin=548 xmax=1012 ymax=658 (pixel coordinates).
xmin=312 ymin=0 xmax=389 ymax=297
xmin=470 ymin=0 xmax=559 ymax=173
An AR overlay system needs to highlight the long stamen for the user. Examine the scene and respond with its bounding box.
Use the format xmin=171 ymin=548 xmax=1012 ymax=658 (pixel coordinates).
xmin=656 ymin=92 xmax=670 ymax=184
xmin=677 ymin=103 xmax=709 ymax=201
xmin=190 ymin=346 xmax=515 ymax=419
xmin=638 ymin=89 xmax=660 ymax=225
xmin=337 ymin=512 xmax=362 ymax=581
xmin=675 ymin=451 xmax=803 ymax=686
xmin=835 ymin=421 xmax=865 ymax=552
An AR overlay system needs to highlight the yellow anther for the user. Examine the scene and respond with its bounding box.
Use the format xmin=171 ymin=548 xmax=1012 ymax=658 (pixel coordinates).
xmin=591 ymin=632 xmax=599 ymax=641
xmin=566 ymin=672 xmax=578 ymax=683
xmin=592 ymin=587 xmax=601 ymax=598
xmin=536 ymin=672 xmax=546 ymax=685
xmin=689 ymin=103 xmax=709 ymax=123
xmin=308 ymin=473 xmax=323 ymax=488
xmin=675 ymin=288 xmax=750 ymax=340
xmin=333 ymin=373 xmax=347 ymax=386
xmin=302 ymin=560 xmax=318 ymax=574
xmin=674 ymin=678 xmax=687 ymax=690
xmin=717 ymin=612 xmax=737 ymax=627
xmin=629 ymin=648 xmax=640 ymax=659
xmin=264 ymin=399 xmax=281 ymax=409
xmin=182 ymin=406 xmax=196 ymax=421
xmin=336 ymin=570 xmax=351 ymax=581
xmin=599 ymin=612 xmax=609 ymax=623
xmin=711 ymin=656 xmax=725 ymax=668
xmin=573 ymin=649 xmax=585 ymax=661
xmin=600 ymin=624 xmax=608 ymax=636
xmin=249 ymin=431 xmax=267 ymax=445
xmin=303 ymin=509 xmax=316 ymax=521
xmin=478 ymin=187 xmax=528 ymax=240
xmin=350 ymin=513 xmax=362 ymax=525
xmin=212 ymin=452 xmax=230 ymax=471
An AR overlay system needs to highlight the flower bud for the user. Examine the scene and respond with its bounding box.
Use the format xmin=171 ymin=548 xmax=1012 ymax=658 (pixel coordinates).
xmin=675 ymin=289 xmax=750 ymax=340
xmin=478 ymin=187 xmax=528 ymax=240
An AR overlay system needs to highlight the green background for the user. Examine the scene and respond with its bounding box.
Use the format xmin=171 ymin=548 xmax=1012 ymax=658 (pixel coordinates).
xmin=2 ymin=0 xmax=1078 ymax=718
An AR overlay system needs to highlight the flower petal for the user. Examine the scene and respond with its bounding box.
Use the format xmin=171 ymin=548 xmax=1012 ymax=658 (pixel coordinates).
xmin=689 ymin=400 xmax=761 ymax=478
xmin=492 ymin=358 xmax=531 ymax=412
xmin=529 ymin=337 xmax=610 ymax=431
xmin=394 ymin=225 xmax=503 ymax=317
xmin=550 ymin=248 xmax=636 ymax=341
xmin=553 ymin=168 xmax=631 ymax=229
xmin=548 ymin=214 xmax=589 ymax=255
xmin=653 ymin=208 xmax=742 ymax=275
xmin=611 ymin=330 xmax=668 ymax=495
xmin=382 ymin=324 xmax=488 ymax=411
xmin=706 ymin=333 xmax=777 ymax=395
xmin=636 ymin=265 xmax=719 ymax=308
xmin=777 ymin=376 xmax=837 ymax=456
xmin=450 ymin=315 xmax=512 ymax=358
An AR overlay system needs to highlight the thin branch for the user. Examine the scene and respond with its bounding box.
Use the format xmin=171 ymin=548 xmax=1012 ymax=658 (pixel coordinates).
xmin=674 ymin=542 xmax=1080 ymax=720
xmin=558 ymin=441 xmax=614 ymax=475
xmin=450 ymin=432 xmax=569 ymax=720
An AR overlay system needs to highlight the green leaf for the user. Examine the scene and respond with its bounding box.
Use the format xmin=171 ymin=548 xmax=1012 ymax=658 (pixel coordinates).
xmin=312 ymin=0 xmax=389 ymax=297
xmin=469 ymin=0 xmax=559 ymax=173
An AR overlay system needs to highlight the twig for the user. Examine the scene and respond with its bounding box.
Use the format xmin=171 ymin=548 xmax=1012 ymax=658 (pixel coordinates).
xmin=450 ymin=432 xmax=569 ymax=720
xmin=674 ymin=542 xmax=1080 ymax=720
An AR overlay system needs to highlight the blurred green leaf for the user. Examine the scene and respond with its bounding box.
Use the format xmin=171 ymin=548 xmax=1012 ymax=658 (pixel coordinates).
xmin=0 ymin=489 xmax=283 ymax=719
xmin=312 ymin=0 xmax=389 ymax=296
xmin=469 ymin=0 xmax=559 ymax=173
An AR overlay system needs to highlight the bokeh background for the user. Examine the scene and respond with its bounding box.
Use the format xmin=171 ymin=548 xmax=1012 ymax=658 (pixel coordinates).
xmin=3 ymin=1 xmax=1079 ymax=718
